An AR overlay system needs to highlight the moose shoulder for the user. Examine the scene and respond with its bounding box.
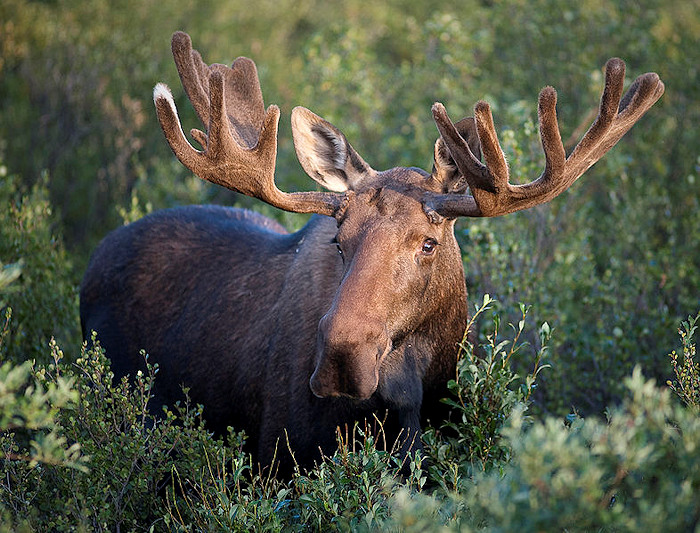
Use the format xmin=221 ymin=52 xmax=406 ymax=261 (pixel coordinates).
xmin=80 ymin=31 xmax=664 ymax=473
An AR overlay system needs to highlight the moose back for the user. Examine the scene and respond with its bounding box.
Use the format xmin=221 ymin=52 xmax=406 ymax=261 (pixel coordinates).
xmin=80 ymin=32 xmax=664 ymax=472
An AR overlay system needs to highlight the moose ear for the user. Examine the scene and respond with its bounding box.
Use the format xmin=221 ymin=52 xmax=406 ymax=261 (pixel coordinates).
xmin=431 ymin=117 xmax=482 ymax=194
xmin=291 ymin=107 xmax=375 ymax=192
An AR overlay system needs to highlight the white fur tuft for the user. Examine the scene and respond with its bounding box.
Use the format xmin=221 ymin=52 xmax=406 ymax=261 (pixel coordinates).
xmin=153 ymin=83 xmax=175 ymax=108
xmin=153 ymin=83 xmax=177 ymax=108
xmin=152 ymin=82 xmax=197 ymax=153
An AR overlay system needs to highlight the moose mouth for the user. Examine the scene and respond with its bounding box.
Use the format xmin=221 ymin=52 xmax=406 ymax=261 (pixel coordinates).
xmin=309 ymin=336 xmax=393 ymax=400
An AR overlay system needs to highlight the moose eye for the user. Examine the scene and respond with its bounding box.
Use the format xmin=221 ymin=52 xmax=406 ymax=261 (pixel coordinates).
xmin=420 ymin=238 xmax=438 ymax=256
xmin=331 ymin=237 xmax=343 ymax=256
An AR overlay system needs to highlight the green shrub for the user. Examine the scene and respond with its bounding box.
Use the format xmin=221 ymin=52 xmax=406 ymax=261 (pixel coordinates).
xmin=667 ymin=311 xmax=700 ymax=410
xmin=0 ymin=165 xmax=79 ymax=366
xmin=423 ymin=296 xmax=551 ymax=493
xmin=0 ymin=335 xmax=234 ymax=532
xmin=472 ymin=368 xmax=700 ymax=531
xmin=165 ymin=424 xmax=423 ymax=532
xmin=288 ymin=426 xmax=422 ymax=531
xmin=165 ymin=437 xmax=290 ymax=532
xmin=389 ymin=366 xmax=700 ymax=532
xmin=0 ymin=338 xmax=86 ymax=473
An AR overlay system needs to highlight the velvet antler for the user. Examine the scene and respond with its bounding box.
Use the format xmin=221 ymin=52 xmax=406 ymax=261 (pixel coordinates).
xmin=153 ymin=32 xmax=344 ymax=216
xmin=425 ymin=58 xmax=665 ymax=218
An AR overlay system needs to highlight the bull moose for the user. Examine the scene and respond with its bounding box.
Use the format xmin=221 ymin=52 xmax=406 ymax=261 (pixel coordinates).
xmin=80 ymin=31 xmax=664 ymax=473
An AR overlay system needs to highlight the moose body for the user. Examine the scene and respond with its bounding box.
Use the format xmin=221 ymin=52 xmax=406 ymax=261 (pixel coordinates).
xmin=81 ymin=201 xmax=466 ymax=469
xmin=80 ymin=32 xmax=663 ymax=473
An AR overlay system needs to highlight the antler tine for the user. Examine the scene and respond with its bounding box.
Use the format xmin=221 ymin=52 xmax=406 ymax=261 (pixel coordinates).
xmin=431 ymin=103 xmax=493 ymax=193
xmin=426 ymin=58 xmax=664 ymax=218
xmin=171 ymin=30 xmax=267 ymax=150
xmin=171 ymin=31 xmax=212 ymax=128
xmin=154 ymin=32 xmax=344 ymax=217
xmin=559 ymin=58 xmax=626 ymax=180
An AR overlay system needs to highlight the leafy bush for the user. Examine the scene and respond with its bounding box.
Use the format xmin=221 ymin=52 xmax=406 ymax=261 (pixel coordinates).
xmin=667 ymin=312 xmax=700 ymax=410
xmin=0 ymin=164 xmax=79 ymax=366
xmin=289 ymin=426 xmax=425 ymax=531
xmin=423 ymin=296 xmax=551 ymax=492
xmin=389 ymin=366 xmax=700 ymax=533
xmin=0 ymin=335 xmax=232 ymax=532
xmin=0 ymin=340 xmax=86 ymax=473
xmin=165 ymin=424 xmax=424 ymax=532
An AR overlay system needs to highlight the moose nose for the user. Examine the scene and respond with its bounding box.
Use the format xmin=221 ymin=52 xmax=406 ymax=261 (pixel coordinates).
xmin=310 ymin=314 xmax=390 ymax=400
xmin=309 ymin=355 xmax=378 ymax=399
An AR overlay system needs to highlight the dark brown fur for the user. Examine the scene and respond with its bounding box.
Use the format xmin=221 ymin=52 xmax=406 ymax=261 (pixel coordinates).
xmin=81 ymin=171 xmax=468 ymax=473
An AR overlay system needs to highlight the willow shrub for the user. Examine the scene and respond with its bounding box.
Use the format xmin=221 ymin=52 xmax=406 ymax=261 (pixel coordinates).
xmin=667 ymin=312 xmax=700 ymax=411
xmin=1 ymin=304 xmax=699 ymax=531
xmin=0 ymin=335 xmax=225 ymax=531
xmin=391 ymin=371 xmax=700 ymax=532
xmin=0 ymin=165 xmax=79 ymax=366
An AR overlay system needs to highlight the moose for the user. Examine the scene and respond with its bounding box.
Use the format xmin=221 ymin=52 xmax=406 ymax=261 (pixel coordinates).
xmin=80 ymin=31 xmax=664 ymax=473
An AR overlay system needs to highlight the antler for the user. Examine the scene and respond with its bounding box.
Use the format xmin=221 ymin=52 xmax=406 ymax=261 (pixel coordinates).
xmin=426 ymin=58 xmax=665 ymax=218
xmin=153 ymin=31 xmax=344 ymax=216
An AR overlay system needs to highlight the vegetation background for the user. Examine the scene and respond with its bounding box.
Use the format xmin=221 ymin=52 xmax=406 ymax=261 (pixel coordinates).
xmin=1 ymin=0 xmax=699 ymax=530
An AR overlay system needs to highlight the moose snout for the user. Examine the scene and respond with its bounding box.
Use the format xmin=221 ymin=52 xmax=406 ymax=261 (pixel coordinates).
xmin=310 ymin=314 xmax=391 ymax=400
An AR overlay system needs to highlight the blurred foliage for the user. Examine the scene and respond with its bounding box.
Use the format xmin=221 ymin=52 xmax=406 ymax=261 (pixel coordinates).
xmin=0 ymin=163 xmax=78 ymax=365
xmin=0 ymin=332 xmax=87 ymax=473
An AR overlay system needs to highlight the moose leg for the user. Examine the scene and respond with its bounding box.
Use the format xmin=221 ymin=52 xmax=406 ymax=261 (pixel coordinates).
xmin=395 ymin=408 xmax=422 ymax=473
